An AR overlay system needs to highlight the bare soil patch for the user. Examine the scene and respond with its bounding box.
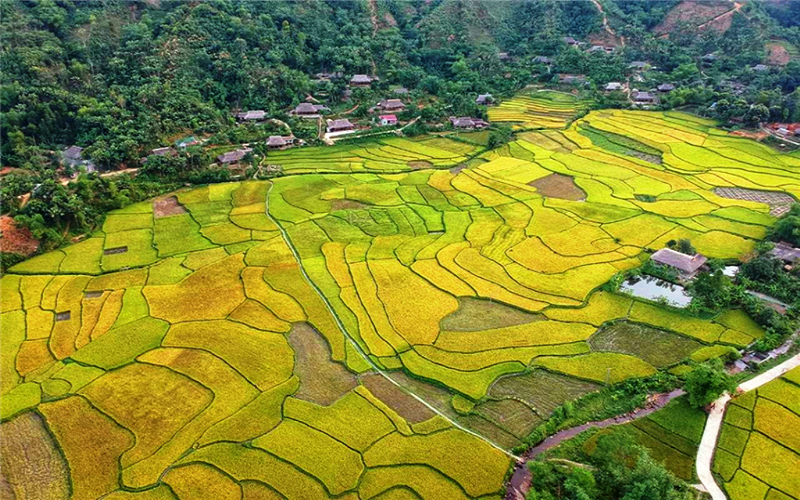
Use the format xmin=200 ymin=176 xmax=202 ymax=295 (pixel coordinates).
xmin=450 ymin=164 xmax=468 ymax=175
xmin=408 ymin=160 xmax=433 ymax=170
xmin=730 ymin=129 xmax=768 ymax=140
xmin=441 ymin=297 xmax=544 ymax=332
xmin=153 ymin=196 xmax=187 ymax=218
xmin=766 ymin=43 xmax=791 ymax=66
xmin=529 ymin=174 xmax=586 ymax=201
xmin=331 ymin=199 xmax=368 ymax=211
xmin=654 ymin=1 xmax=732 ymax=35
xmin=360 ymin=373 xmax=435 ymax=424
xmin=103 ymin=246 xmax=128 ymax=255
xmin=0 ymin=412 xmax=70 ymax=500
xmin=0 ymin=216 xmax=39 ymax=256
xmin=288 ymin=323 xmax=357 ymax=406
xmin=56 ymin=312 xmax=71 ymax=322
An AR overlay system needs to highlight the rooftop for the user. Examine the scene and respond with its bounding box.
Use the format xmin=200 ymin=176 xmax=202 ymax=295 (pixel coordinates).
xmin=651 ymin=248 xmax=707 ymax=274
xmin=237 ymin=110 xmax=266 ymax=120
xmin=769 ymin=241 xmax=800 ymax=263
xmin=217 ymin=148 xmax=253 ymax=164
xmin=328 ymin=119 xmax=354 ymax=130
xmin=64 ymin=146 xmax=84 ymax=159
xmin=350 ymin=74 xmax=372 ymax=84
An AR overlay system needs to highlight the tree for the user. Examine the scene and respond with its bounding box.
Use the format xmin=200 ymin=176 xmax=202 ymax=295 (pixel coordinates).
xmin=687 ymin=268 xmax=733 ymax=314
xmin=487 ymin=125 xmax=512 ymax=149
xmin=684 ymin=359 xmax=734 ymax=409
xmin=667 ymin=238 xmax=695 ymax=255
xmin=768 ymin=203 xmax=800 ymax=246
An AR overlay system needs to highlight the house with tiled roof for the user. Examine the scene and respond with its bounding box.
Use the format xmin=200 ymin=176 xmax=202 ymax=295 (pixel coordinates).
xmin=217 ymin=148 xmax=253 ymax=164
xmin=326 ymin=119 xmax=355 ymax=133
xmin=235 ymin=110 xmax=266 ymax=121
xmin=650 ymin=248 xmax=707 ymax=279
xmin=350 ymin=74 xmax=373 ymax=87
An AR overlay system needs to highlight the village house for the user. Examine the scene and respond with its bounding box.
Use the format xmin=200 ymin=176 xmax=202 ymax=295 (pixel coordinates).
xmin=476 ymin=94 xmax=494 ymax=105
xmin=292 ymin=102 xmax=329 ymax=118
xmin=378 ymin=99 xmax=406 ymax=113
xmin=378 ymin=114 xmax=398 ymax=127
xmin=314 ymin=72 xmax=343 ymax=81
xmin=350 ymin=74 xmax=373 ymax=87
xmin=327 ymin=118 xmax=355 ymax=134
xmin=393 ymin=87 xmax=409 ymax=95
xmin=563 ymin=36 xmax=579 ymax=46
xmin=235 ymin=110 xmax=266 ymax=122
xmin=702 ymin=53 xmax=718 ymax=64
xmin=62 ymin=146 xmax=96 ymax=173
xmin=629 ymin=61 xmax=649 ymax=71
xmin=650 ymin=248 xmax=708 ymax=279
xmin=140 ymin=146 xmax=177 ymax=164
xmin=633 ymin=91 xmax=658 ymax=105
xmin=217 ymin=148 xmax=253 ymax=165
xmin=587 ymin=45 xmax=614 ymax=54
xmin=657 ymin=83 xmax=676 ymax=93
xmin=769 ymin=241 xmax=800 ymax=266
xmin=605 ymin=82 xmax=623 ymax=92
xmin=533 ymin=56 xmax=552 ymax=65
xmin=450 ymin=117 xmax=489 ymax=130
xmin=752 ymin=64 xmax=769 ymax=72
xmin=266 ymin=136 xmax=296 ymax=150
xmin=559 ymin=74 xmax=587 ymax=85
xmin=498 ymin=52 xmax=510 ymax=61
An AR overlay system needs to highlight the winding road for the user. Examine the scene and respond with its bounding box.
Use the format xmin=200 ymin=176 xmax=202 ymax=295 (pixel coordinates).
xmin=696 ymin=352 xmax=800 ymax=500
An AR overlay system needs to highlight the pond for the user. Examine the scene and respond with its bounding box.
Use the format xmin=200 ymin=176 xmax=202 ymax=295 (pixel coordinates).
xmin=620 ymin=275 xmax=692 ymax=307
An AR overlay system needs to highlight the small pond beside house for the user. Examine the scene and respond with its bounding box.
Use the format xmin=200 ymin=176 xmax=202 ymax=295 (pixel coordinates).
xmin=620 ymin=275 xmax=692 ymax=307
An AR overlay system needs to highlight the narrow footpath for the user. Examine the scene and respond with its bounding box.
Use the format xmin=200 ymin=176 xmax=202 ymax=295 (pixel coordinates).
xmin=506 ymin=389 xmax=686 ymax=500
xmin=696 ymin=352 xmax=800 ymax=500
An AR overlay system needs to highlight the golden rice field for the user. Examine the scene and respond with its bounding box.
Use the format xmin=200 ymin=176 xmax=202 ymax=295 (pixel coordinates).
xmin=714 ymin=367 xmax=800 ymax=500
xmin=2 ymin=109 xmax=799 ymax=499
xmin=487 ymin=90 xmax=591 ymax=130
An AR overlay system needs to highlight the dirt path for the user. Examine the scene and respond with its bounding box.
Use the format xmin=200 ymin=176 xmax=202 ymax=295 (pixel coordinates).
xmin=658 ymin=1 xmax=741 ymax=40
xmin=268 ymin=118 xmax=292 ymax=136
xmin=340 ymin=104 xmax=360 ymax=116
xmin=695 ymin=1 xmax=742 ymax=31
xmin=367 ymin=0 xmax=379 ymax=36
xmin=590 ymin=0 xmax=625 ymax=47
xmin=696 ymin=352 xmax=800 ymax=500
xmin=505 ymin=389 xmax=686 ymax=500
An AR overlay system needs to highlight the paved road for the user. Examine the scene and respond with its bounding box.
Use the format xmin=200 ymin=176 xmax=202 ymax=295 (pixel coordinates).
xmin=696 ymin=352 xmax=800 ymax=499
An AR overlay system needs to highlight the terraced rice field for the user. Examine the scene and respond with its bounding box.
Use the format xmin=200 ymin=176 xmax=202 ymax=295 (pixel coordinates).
xmin=266 ymin=136 xmax=480 ymax=173
xmin=714 ymin=367 xmax=800 ymax=500
xmin=2 ymin=109 xmax=798 ymax=499
xmin=488 ymin=90 xmax=591 ymax=130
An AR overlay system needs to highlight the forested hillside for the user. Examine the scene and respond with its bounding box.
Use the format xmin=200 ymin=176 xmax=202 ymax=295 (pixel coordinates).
xmin=4 ymin=0 xmax=799 ymax=167
xmin=2 ymin=0 xmax=800 ymax=264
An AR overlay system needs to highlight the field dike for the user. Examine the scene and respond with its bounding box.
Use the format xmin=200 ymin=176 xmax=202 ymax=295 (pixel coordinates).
xmin=264 ymin=181 xmax=520 ymax=459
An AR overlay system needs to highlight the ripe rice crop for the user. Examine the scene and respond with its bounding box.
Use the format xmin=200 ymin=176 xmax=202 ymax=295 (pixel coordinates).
xmin=7 ymin=109 xmax=800 ymax=493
